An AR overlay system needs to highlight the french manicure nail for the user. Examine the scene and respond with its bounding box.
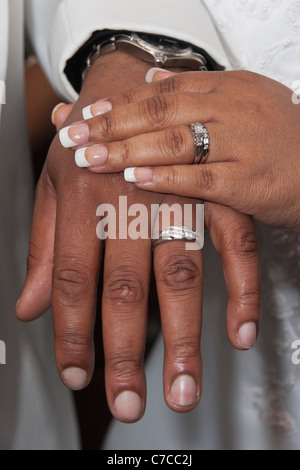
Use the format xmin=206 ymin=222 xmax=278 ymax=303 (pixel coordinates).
xmin=62 ymin=367 xmax=88 ymax=390
xmin=75 ymin=147 xmax=91 ymax=168
xmin=145 ymin=67 xmax=172 ymax=83
xmin=59 ymin=123 xmax=89 ymax=148
xmin=82 ymin=100 xmax=112 ymax=120
xmin=170 ymin=375 xmax=198 ymax=407
xmin=51 ymin=102 xmax=66 ymax=125
xmin=75 ymin=145 xmax=108 ymax=168
xmin=113 ymin=391 xmax=143 ymax=422
xmin=124 ymin=167 xmax=153 ymax=183
xmin=237 ymin=322 xmax=257 ymax=350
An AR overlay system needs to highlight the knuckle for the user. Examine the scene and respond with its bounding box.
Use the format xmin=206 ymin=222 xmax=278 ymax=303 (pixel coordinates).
xmin=157 ymin=76 xmax=178 ymax=94
xmin=159 ymin=254 xmax=201 ymax=291
xmin=56 ymin=329 xmax=92 ymax=353
xmin=236 ymin=289 xmax=261 ymax=309
xmin=144 ymin=95 xmax=173 ymax=126
xmin=54 ymin=257 xmax=93 ymax=305
xmin=195 ymin=166 xmax=215 ymax=191
xmin=108 ymin=352 xmax=142 ymax=380
xmin=119 ymin=90 xmax=135 ymax=105
xmin=162 ymin=127 xmax=186 ymax=160
xmin=164 ymin=166 xmax=177 ymax=193
xmin=224 ymin=227 xmax=258 ymax=257
xmin=97 ymin=113 xmax=114 ymax=140
xmin=168 ymin=336 xmax=200 ymax=364
xmin=117 ymin=140 xmax=131 ymax=166
xmin=104 ymin=267 xmax=146 ymax=306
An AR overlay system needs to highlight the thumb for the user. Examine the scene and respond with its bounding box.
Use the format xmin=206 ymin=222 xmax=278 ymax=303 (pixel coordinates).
xmin=51 ymin=102 xmax=74 ymax=131
xmin=145 ymin=67 xmax=178 ymax=84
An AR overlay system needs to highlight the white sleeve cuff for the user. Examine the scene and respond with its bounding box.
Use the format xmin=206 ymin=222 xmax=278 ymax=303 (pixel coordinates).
xmin=50 ymin=0 xmax=231 ymax=102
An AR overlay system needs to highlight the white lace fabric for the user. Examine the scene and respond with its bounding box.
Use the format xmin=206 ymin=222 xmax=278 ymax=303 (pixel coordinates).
xmin=202 ymin=0 xmax=300 ymax=90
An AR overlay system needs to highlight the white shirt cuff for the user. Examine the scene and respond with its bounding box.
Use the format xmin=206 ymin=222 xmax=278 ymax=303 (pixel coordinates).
xmin=50 ymin=0 xmax=231 ymax=102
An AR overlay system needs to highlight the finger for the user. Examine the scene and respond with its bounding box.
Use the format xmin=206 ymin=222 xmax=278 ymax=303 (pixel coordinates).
xmin=206 ymin=203 xmax=261 ymax=350
xmin=16 ymin=168 xmax=56 ymax=321
xmin=154 ymin=240 xmax=203 ymax=412
xmin=145 ymin=67 xmax=176 ymax=84
xmin=151 ymin=197 xmax=204 ymax=413
xmin=74 ymin=122 xmax=226 ymax=172
xmin=52 ymin=171 xmax=102 ymax=391
xmin=123 ymin=163 xmax=246 ymax=213
xmin=81 ymin=70 xmax=220 ymax=120
xmin=51 ymin=103 xmax=74 ymax=131
xmin=102 ymin=238 xmax=151 ymax=423
xmin=58 ymin=92 xmax=224 ymax=149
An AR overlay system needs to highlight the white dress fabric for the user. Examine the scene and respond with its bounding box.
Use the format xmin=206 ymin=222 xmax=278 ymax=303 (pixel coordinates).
xmin=0 ymin=0 xmax=79 ymax=450
xmin=102 ymin=0 xmax=300 ymax=450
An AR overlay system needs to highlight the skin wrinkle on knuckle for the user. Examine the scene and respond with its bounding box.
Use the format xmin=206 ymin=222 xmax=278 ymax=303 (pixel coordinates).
xmin=166 ymin=336 xmax=200 ymax=364
xmin=104 ymin=267 xmax=146 ymax=306
xmin=95 ymin=113 xmax=114 ymax=140
xmin=56 ymin=329 xmax=92 ymax=353
xmin=144 ymin=94 xmax=173 ymax=126
xmin=163 ymin=127 xmax=186 ymax=161
xmin=158 ymin=255 xmax=200 ymax=291
xmin=224 ymin=227 xmax=258 ymax=257
xmin=157 ymin=76 xmax=178 ymax=95
xmin=119 ymin=89 xmax=135 ymax=106
xmin=117 ymin=140 xmax=131 ymax=166
xmin=108 ymin=352 xmax=142 ymax=380
xmin=195 ymin=165 xmax=215 ymax=191
xmin=162 ymin=166 xmax=177 ymax=193
xmin=234 ymin=289 xmax=261 ymax=312
xmin=53 ymin=258 xmax=94 ymax=305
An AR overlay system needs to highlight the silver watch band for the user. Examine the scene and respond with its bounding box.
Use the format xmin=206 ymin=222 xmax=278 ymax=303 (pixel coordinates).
xmin=82 ymin=33 xmax=208 ymax=82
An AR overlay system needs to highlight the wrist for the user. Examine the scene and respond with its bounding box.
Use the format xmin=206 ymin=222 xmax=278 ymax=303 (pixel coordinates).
xmin=82 ymin=49 xmax=151 ymax=99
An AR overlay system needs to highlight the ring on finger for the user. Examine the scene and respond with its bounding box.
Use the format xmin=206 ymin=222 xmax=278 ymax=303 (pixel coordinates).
xmin=190 ymin=122 xmax=210 ymax=164
xmin=152 ymin=226 xmax=204 ymax=250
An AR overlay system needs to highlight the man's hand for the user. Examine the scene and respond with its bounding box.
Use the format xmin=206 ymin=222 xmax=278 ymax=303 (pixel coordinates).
xmin=15 ymin=51 xmax=261 ymax=422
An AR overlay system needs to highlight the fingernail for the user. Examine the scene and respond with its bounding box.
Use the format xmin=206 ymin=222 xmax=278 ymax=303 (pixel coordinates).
xmin=75 ymin=145 xmax=108 ymax=168
xmin=51 ymin=102 xmax=66 ymax=125
xmin=113 ymin=391 xmax=143 ymax=422
xmin=145 ymin=67 xmax=172 ymax=83
xmin=82 ymin=100 xmax=112 ymax=120
xmin=170 ymin=375 xmax=198 ymax=407
xmin=59 ymin=123 xmax=89 ymax=148
xmin=124 ymin=167 xmax=153 ymax=183
xmin=237 ymin=322 xmax=257 ymax=350
xmin=62 ymin=367 xmax=88 ymax=390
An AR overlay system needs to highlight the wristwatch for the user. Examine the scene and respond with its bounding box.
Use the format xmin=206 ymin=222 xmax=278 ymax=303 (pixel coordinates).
xmin=64 ymin=30 xmax=225 ymax=94
xmin=82 ymin=32 xmax=209 ymax=81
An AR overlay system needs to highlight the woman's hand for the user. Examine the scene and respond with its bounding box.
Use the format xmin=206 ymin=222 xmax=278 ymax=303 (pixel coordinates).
xmin=59 ymin=69 xmax=300 ymax=232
